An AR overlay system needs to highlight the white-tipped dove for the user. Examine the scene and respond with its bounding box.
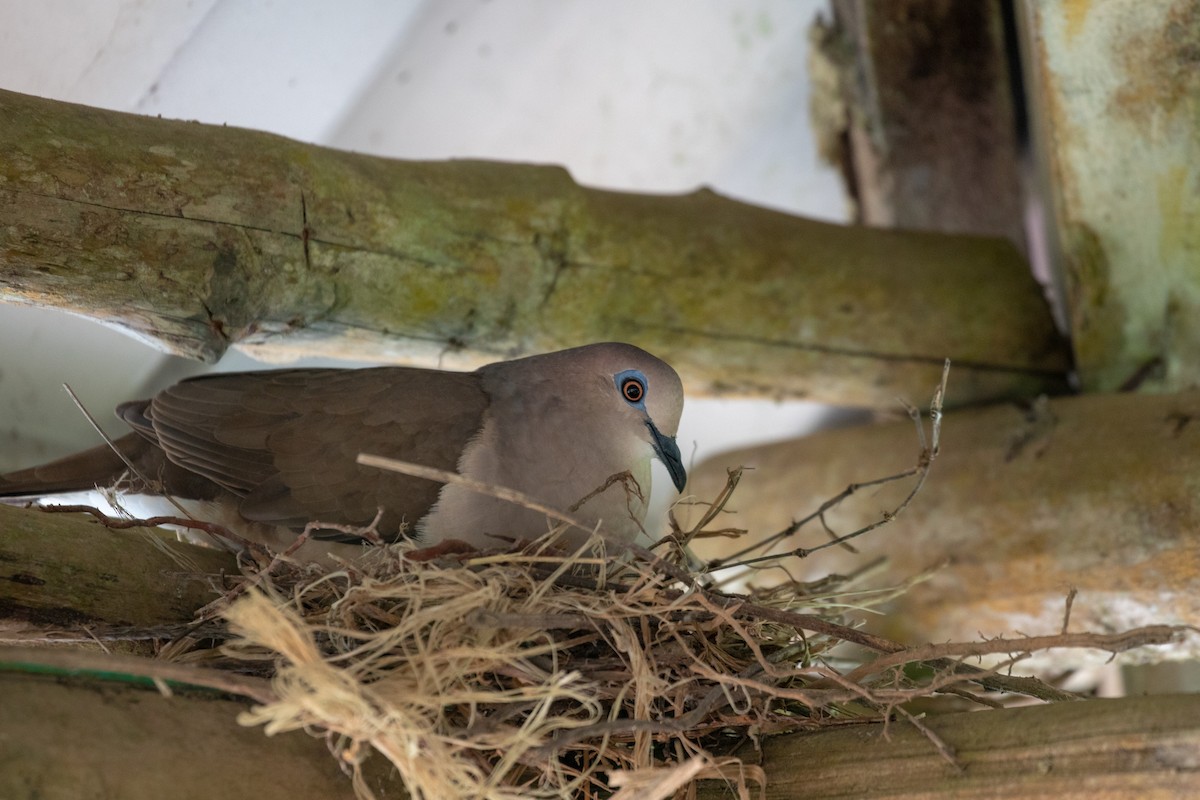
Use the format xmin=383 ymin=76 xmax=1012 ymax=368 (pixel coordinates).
xmin=0 ymin=342 xmax=686 ymax=554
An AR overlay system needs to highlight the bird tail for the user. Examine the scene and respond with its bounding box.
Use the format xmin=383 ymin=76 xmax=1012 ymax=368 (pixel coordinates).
xmin=0 ymin=434 xmax=147 ymax=500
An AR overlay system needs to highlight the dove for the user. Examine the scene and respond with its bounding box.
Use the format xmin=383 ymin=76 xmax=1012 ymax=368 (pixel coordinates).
xmin=0 ymin=343 xmax=686 ymax=558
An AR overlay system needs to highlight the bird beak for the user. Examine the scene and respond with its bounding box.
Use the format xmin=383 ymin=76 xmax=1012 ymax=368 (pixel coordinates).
xmin=646 ymin=420 xmax=687 ymax=493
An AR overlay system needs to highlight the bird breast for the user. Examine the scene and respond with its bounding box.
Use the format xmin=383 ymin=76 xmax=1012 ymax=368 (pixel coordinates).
xmin=418 ymin=406 xmax=653 ymax=548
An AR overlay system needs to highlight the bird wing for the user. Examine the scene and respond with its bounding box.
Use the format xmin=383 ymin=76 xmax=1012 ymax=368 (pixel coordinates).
xmin=121 ymin=367 xmax=489 ymax=539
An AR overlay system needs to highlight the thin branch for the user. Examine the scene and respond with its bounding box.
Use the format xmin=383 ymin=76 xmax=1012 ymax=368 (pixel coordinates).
xmin=355 ymin=454 xmax=701 ymax=589
xmin=36 ymin=504 xmax=258 ymax=552
xmin=705 ymin=360 xmax=950 ymax=572
xmin=667 ymin=467 xmax=746 ymax=548
xmin=62 ymin=383 xmax=198 ymax=522
xmin=1062 ymin=586 xmax=1078 ymax=634
xmin=895 ymin=705 xmax=964 ymax=772
xmin=0 ymin=645 xmax=275 ymax=704
xmin=841 ymin=626 xmax=1196 ymax=687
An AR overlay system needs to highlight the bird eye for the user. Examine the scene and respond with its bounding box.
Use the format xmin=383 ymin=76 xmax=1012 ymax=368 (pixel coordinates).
xmin=621 ymin=377 xmax=645 ymax=404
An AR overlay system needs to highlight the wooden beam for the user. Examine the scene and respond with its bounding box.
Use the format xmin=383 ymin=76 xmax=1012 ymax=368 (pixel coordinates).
xmin=0 ymin=89 xmax=1068 ymax=408
xmin=0 ymin=503 xmax=235 ymax=641
xmin=0 ymin=669 xmax=406 ymax=799
xmin=687 ymin=389 xmax=1200 ymax=668
xmin=697 ymin=694 xmax=1200 ymax=798
xmin=1021 ymin=1 xmax=1200 ymax=392
xmin=812 ymin=0 xmax=1026 ymax=248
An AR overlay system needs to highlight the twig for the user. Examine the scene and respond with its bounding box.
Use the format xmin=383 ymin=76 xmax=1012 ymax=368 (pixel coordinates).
xmin=36 ymin=504 xmax=257 ymax=552
xmin=705 ymin=360 xmax=949 ymax=572
xmin=0 ymin=645 xmax=275 ymax=704
xmin=62 ymin=383 xmax=198 ymax=522
xmin=667 ymin=467 xmax=745 ymax=548
xmin=841 ymin=626 xmax=1196 ymax=687
xmin=709 ymin=471 xmax=915 ymax=569
xmin=62 ymin=383 xmax=146 ymax=483
xmin=895 ymin=706 xmax=963 ymax=773
xmin=357 ymin=455 xmax=590 ymax=532
xmin=0 ymin=623 xmax=209 ymax=645
xmin=193 ymin=525 xmax=320 ymax=622
xmin=1062 ymin=586 xmax=1078 ymax=634
xmin=355 ymin=454 xmax=701 ymax=589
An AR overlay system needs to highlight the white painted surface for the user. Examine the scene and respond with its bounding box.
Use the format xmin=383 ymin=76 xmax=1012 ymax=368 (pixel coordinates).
xmin=331 ymin=0 xmax=842 ymax=217
xmin=0 ymin=1 xmax=219 ymax=110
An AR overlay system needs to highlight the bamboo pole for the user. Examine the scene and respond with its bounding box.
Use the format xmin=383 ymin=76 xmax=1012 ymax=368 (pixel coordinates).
xmin=686 ymin=389 xmax=1200 ymax=668
xmin=0 ymin=88 xmax=1068 ymax=408
xmin=1021 ymin=1 xmax=1200 ymax=393
xmin=4 ymin=653 xmax=1197 ymax=800
xmin=696 ymin=694 xmax=1200 ymax=798
xmin=0 ymin=669 xmax=405 ymax=799
xmin=0 ymin=503 xmax=234 ymax=641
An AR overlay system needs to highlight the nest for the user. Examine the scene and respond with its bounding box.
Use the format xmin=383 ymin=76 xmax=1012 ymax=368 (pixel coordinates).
xmin=204 ymin=507 xmax=1184 ymax=800
xmin=214 ymin=521 xmax=898 ymax=800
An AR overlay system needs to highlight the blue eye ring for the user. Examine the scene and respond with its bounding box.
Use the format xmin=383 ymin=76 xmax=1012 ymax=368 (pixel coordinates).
xmin=614 ymin=369 xmax=648 ymax=408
